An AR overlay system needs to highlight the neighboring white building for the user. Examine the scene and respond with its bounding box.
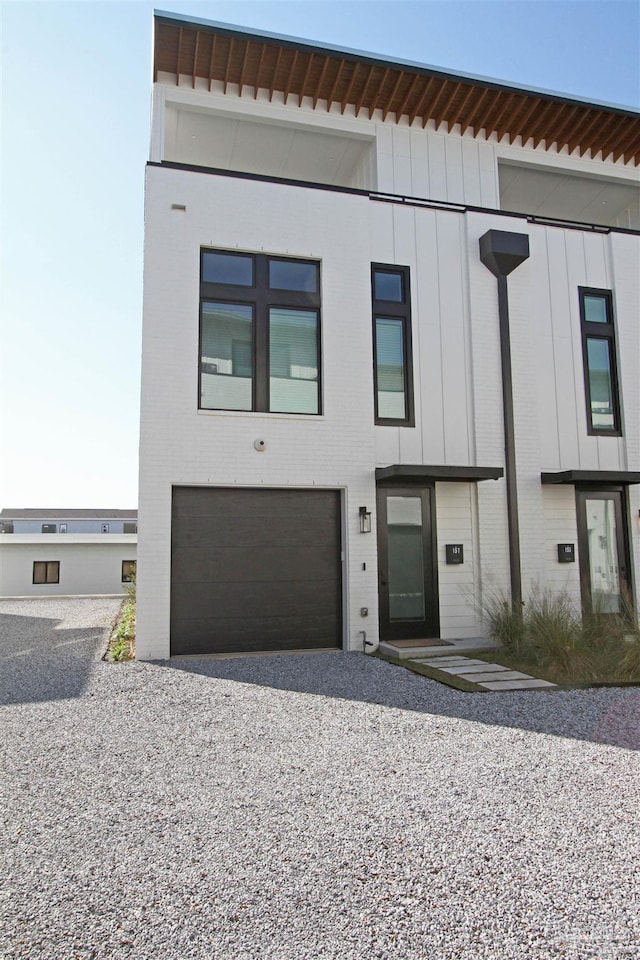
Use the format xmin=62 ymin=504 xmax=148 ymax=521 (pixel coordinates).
xmin=0 ymin=510 xmax=137 ymax=597
xmin=137 ymin=11 xmax=640 ymax=660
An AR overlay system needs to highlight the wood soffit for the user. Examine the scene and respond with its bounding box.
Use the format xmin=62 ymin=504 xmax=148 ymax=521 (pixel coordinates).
xmin=154 ymin=18 xmax=639 ymax=166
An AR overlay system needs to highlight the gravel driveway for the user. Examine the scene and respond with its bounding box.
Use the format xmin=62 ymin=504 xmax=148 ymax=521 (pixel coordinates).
xmin=1 ymin=597 xmax=639 ymax=960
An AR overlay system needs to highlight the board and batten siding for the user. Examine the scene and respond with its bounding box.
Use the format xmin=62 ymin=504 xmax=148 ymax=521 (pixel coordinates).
xmin=435 ymin=482 xmax=483 ymax=639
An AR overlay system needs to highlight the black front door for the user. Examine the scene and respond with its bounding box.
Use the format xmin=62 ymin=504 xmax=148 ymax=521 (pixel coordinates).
xmin=377 ymin=486 xmax=439 ymax=641
xmin=576 ymin=488 xmax=632 ymax=614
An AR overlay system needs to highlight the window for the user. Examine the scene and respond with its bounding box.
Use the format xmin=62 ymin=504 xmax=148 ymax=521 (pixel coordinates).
xmin=33 ymin=561 xmax=59 ymax=585
xmin=0 ymin=522 xmax=14 ymax=533
xmin=59 ymin=523 xmax=67 ymax=534
xmin=200 ymin=250 xmax=321 ymax=415
xmin=372 ymin=264 xmax=414 ymax=426
xmin=42 ymin=524 xmax=56 ymax=533
xmin=579 ymin=288 xmax=621 ymax=435
xmin=123 ymin=522 xmax=137 ymax=534
xmin=122 ymin=560 xmax=136 ymax=583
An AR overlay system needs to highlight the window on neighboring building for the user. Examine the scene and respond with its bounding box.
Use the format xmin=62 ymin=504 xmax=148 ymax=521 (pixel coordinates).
xmin=42 ymin=524 xmax=56 ymax=533
xmin=0 ymin=522 xmax=14 ymax=533
xmin=122 ymin=560 xmax=136 ymax=583
xmin=579 ymin=288 xmax=621 ymax=435
xmin=33 ymin=561 xmax=59 ymax=584
xmin=199 ymin=250 xmax=321 ymax=415
xmin=371 ymin=264 xmax=414 ymax=426
xmin=123 ymin=522 xmax=137 ymax=534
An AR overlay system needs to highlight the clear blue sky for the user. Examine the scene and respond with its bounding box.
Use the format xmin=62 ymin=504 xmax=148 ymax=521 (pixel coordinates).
xmin=1 ymin=1 xmax=638 ymax=508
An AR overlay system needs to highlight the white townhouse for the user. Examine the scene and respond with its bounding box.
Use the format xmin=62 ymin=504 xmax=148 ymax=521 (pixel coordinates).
xmin=137 ymin=11 xmax=640 ymax=660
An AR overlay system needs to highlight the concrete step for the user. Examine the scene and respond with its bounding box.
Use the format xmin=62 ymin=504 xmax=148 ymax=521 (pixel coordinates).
xmin=378 ymin=637 xmax=500 ymax=660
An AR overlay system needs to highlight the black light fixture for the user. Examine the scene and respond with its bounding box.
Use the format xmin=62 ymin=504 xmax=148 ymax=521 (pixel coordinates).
xmin=359 ymin=506 xmax=372 ymax=533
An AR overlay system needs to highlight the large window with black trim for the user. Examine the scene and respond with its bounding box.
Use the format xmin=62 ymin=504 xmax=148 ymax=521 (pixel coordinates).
xmin=579 ymin=288 xmax=621 ymax=436
xmin=371 ymin=264 xmax=414 ymax=426
xmin=199 ymin=250 xmax=321 ymax=415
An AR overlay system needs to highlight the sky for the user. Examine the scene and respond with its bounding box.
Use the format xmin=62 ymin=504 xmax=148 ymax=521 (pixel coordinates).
xmin=1 ymin=0 xmax=638 ymax=509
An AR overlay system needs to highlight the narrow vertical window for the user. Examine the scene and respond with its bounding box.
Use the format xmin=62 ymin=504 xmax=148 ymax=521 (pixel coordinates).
xmin=372 ymin=264 xmax=414 ymax=426
xmin=579 ymin=288 xmax=621 ymax=435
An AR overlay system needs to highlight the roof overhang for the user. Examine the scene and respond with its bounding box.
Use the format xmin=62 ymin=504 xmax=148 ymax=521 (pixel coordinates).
xmin=376 ymin=465 xmax=504 ymax=485
xmin=541 ymin=470 xmax=640 ymax=486
xmin=153 ymin=12 xmax=640 ymax=166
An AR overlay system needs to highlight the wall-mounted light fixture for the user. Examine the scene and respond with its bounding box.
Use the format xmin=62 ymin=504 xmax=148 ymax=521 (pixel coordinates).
xmin=359 ymin=506 xmax=372 ymax=534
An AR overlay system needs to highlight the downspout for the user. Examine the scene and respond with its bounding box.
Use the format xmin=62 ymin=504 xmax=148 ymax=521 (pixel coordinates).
xmin=479 ymin=230 xmax=530 ymax=609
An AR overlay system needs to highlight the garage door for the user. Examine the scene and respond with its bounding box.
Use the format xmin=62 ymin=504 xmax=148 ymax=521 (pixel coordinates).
xmin=170 ymin=487 xmax=342 ymax=655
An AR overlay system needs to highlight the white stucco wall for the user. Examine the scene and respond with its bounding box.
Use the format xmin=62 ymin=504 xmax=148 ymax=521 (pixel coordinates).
xmin=0 ymin=536 xmax=137 ymax=597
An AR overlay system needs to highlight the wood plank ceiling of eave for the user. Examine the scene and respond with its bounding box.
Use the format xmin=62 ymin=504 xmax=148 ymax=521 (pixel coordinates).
xmin=154 ymin=20 xmax=640 ymax=166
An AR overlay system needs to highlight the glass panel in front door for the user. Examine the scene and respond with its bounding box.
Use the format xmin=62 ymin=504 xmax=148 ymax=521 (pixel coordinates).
xmin=585 ymin=498 xmax=621 ymax=613
xmin=386 ymin=496 xmax=425 ymax=621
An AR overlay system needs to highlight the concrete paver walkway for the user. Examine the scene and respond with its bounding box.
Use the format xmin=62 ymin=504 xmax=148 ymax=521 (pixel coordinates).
xmin=412 ymin=655 xmax=557 ymax=691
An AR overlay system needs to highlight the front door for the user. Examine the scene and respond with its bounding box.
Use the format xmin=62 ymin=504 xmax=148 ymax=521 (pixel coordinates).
xmin=377 ymin=486 xmax=439 ymax=641
xmin=576 ymin=488 xmax=632 ymax=614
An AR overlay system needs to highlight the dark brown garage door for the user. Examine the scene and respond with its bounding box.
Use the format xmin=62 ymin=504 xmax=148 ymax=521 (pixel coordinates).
xmin=170 ymin=487 xmax=342 ymax=655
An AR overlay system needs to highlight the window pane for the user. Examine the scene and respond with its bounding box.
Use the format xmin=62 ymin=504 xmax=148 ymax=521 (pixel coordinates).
xmin=585 ymin=499 xmax=621 ymax=612
xmin=587 ymin=338 xmax=615 ymax=429
xmin=374 ymin=271 xmax=403 ymax=302
xmin=202 ymin=252 xmax=253 ymax=286
xmin=46 ymin=562 xmax=59 ymax=584
xmin=386 ymin=497 xmax=425 ymax=620
xmin=584 ymin=295 xmax=608 ymax=324
xmin=376 ymin=317 xmax=406 ymax=419
xmin=269 ymin=308 xmax=318 ymax=414
xmin=33 ymin=562 xmax=46 ymax=584
xmin=269 ymin=259 xmax=318 ymax=293
xmin=201 ymin=302 xmax=253 ymax=410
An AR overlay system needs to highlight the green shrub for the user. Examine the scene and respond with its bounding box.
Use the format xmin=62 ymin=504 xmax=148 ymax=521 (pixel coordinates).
xmin=107 ymin=567 xmax=136 ymax=662
xmin=482 ymin=586 xmax=640 ymax=683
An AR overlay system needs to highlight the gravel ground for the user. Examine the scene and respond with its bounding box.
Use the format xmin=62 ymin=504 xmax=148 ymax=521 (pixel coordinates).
xmin=1 ymin=597 xmax=639 ymax=960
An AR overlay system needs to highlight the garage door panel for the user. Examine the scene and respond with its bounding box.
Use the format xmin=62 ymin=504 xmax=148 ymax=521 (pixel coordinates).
xmin=173 ymin=487 xmax=338 ymax=520
xmin=170 ymin=487 xmax=342 ymax=655
xmin=176 ymin=516 xmax=339 ymax=549
xmin=171 ymin=545 xmax=340 ymax=584
xmin=171 ymin=578 xmax=339 ymax=621
xmin=171 ymin=615 xmax=340 ymax=656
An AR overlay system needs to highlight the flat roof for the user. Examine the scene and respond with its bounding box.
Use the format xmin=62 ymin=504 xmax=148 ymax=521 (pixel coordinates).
xmin=154 ymin=10 xmax=639 ymax=166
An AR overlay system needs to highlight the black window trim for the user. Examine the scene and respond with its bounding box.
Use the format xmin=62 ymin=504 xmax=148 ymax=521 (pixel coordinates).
xmin=371 ymin=262 xmax=415 ymax=427
xmin=33 ymin=560 xmax=60 ymax=585
xmin=199 ymin=249 xmax=322 ymax=416
xmin=578 ymin=286 xmax=622 ymax=437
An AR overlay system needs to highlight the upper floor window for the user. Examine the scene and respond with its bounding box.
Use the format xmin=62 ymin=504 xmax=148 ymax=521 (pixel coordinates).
xmin=200 ymin=250 xmax=321 ymax=415
xmin=578 ymin=288 xmax=621 ymax=436
xmin=371 ymin=264 xmax=414 ymax=426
